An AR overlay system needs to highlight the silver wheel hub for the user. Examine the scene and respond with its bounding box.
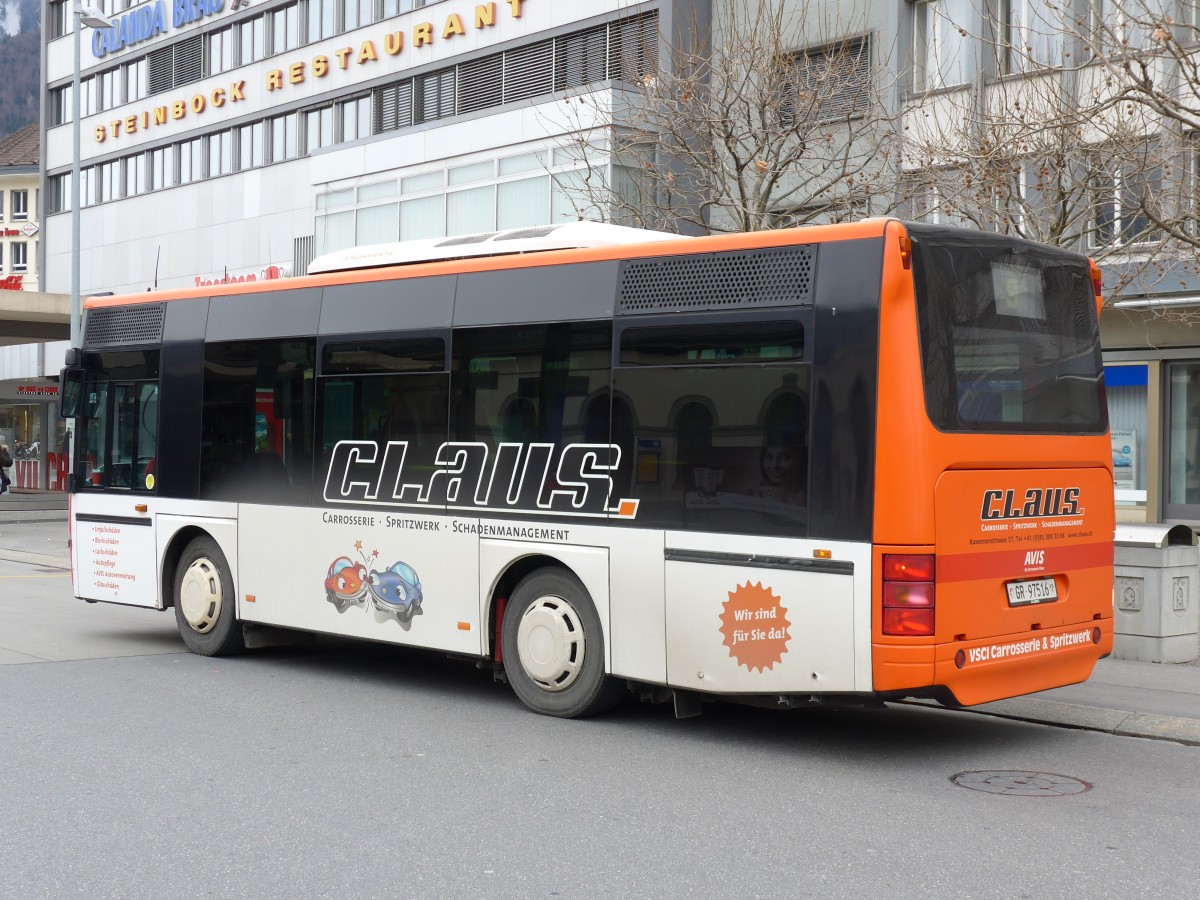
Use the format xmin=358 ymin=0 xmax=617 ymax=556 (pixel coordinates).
xmin=180 ymin=557 xmax=222 ymax=634
xmin=516 ymin=595 xmax=585 ymax=692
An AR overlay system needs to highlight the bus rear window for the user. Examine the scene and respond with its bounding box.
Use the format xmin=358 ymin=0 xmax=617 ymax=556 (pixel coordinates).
xmin=910 ymin=227 xmax=1106 ymax=434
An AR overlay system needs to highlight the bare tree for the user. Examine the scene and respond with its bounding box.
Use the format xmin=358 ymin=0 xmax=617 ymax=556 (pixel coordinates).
xmin=547 ymin=0 xmax=903 ymax=234
xmin=898 ymin=0 xmax=1190 ymax=299
xmin=1066 ymin=1 xmax=1200 ymax=257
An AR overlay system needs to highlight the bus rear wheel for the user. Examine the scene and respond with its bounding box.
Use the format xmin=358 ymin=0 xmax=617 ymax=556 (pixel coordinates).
xmin=501 ymin=568 xmax=624 ymax=718
xmin=173 ymin=535 xmax=244 ymax=657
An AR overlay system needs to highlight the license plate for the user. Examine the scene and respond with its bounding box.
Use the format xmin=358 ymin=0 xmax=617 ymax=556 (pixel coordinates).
xmin=1006 ymin=577 xmax=1058 ymax=606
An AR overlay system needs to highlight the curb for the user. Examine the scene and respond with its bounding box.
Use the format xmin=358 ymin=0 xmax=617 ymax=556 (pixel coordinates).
xmin=0 ymin=511 xmax=69 ymax=523
xmin=907 ymin=697 xmax=1200 ymax=747
xmin=0 ymin=549 xmax=71 ymax=569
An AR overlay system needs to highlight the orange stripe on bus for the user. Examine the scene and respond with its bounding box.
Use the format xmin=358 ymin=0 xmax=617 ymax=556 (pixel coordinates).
xmin=937 ymin=541 xmax=1113 ymax=583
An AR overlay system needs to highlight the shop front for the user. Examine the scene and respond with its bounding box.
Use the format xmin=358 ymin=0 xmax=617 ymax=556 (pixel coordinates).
xmin=0 ymin=382 xmax=68 ymax=491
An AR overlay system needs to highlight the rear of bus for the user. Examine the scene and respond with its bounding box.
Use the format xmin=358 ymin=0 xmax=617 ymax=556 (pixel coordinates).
xmin=872 ymin=223 xmax=1113 ymax=706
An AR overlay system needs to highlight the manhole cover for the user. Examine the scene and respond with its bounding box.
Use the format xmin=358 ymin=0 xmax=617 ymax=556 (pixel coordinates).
xmin=951 ymin=770 xmax=1091 ymax=796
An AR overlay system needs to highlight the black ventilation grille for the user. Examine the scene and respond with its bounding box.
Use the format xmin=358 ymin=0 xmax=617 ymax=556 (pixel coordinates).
xmin=84 ymin=304 xmax=166 ymax=348
xmin=617 ymin=247 xmax=815 ymax=314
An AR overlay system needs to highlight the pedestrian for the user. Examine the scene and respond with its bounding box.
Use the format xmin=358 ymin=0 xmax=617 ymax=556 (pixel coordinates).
xmin=0 ymin=444 xmax=11 ymax=495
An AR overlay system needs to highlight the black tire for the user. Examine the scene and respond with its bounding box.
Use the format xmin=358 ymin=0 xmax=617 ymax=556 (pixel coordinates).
xmin=173 ymin=535 xmax=244 ymax=657
xmin=501 ymin=568 xmax=625 ymax=718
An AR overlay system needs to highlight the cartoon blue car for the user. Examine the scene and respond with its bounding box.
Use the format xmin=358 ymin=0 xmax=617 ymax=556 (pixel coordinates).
xmin=368 ymin=561 xmax=424 ymax=623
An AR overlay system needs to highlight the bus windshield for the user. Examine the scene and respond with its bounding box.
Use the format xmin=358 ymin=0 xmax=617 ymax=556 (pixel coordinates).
xmin=910 ymin=225 xmax=1106 ymax=434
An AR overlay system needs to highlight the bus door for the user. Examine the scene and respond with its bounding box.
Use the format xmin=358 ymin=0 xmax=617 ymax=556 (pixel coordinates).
xmin=71 ymin=366 xmax=161 ymax=608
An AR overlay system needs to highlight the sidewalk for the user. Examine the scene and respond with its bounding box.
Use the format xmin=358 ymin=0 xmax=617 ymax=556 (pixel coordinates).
xmin=0 ymin=489 xmax=68 ymax=523
xmin=0 ymin=500 xmax=70 ymax=568
xmin=949 ymin=656 xmax=1200 ymax=746
xmin=1 ymin=503 xmax=1199 ymax=743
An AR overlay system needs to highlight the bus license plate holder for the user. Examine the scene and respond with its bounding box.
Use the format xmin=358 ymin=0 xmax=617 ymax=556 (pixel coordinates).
xmin=1006 ymin=577 xmax=1058 ymax=607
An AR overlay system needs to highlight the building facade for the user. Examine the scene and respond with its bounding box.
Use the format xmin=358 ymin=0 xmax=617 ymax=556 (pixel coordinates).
xmin=0 ymin=121 xmax=67 ymax=490
xmin=40 ymin=0 xmax=687 ymax=296
xmin=0 ymin=122 xmax=40 ymax=293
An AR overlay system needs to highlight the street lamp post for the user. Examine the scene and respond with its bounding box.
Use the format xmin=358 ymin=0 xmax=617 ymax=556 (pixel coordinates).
xmin=70 ymin=2 xmax=112 ymax=348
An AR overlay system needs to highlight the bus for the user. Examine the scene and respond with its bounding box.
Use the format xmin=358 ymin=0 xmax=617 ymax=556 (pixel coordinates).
xmin=59 ymin=219 xmax=1114 ymax=719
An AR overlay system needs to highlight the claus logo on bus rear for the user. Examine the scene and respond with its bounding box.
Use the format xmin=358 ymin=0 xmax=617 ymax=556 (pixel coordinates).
xmin=980 ymin=487 xmax=1080 ymax=521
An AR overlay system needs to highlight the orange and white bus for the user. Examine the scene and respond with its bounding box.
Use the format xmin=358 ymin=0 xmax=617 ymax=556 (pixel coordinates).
xmin=60 ymin=219 xmax=1114 ymax=718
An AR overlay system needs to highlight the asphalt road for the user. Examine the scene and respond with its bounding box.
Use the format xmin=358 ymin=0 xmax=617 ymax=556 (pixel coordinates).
xmin=2 ymin=547 xmax=1200 ymax=898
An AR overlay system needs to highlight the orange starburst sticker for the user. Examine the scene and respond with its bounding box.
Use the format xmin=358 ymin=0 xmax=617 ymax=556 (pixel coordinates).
xmin=719 ymin=582 xmax=792 ymax=673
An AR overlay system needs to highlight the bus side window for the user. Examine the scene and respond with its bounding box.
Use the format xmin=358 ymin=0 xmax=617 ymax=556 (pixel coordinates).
xmin=614 ymin=319 xmax=810 ymax=536
xmin=200 ymin=340 xmax=316 ymax=504
xmin=451 ymin=323 xmax=612 ymax=509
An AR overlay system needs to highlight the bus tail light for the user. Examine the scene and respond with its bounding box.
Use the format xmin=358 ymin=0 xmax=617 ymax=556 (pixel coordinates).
xmin=883 ymin=553 xmax=935 ymax=636
xmin=1089 ymin=259 xmax=1104 ymax=318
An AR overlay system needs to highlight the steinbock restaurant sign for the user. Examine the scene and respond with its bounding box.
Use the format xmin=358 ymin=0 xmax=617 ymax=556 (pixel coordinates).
xmin=93 ymin=0 xmax=526 ymax=144
xmin=92 ymin=0 xmax=227 ymax=60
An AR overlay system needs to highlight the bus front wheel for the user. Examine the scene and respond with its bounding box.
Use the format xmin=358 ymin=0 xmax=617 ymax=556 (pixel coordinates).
xmin=173 ymin=535 xmax=245 ymax=657
xmin=501 ymin=568 xmax=624 ymax=718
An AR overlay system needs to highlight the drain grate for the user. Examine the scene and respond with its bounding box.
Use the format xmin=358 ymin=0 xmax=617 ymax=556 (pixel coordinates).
xmin=951 ymin=770 xmax=1092 ymax=797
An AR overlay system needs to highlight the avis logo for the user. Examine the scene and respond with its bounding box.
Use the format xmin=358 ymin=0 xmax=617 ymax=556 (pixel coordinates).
xmin=1025 ymin=550 xmax=1045 ymax=566
xmin=980 ymin=487 xmax=1080 ymax=520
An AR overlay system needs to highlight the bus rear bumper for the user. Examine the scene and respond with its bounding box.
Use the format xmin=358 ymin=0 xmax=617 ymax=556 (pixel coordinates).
xmin=874 ymin=620 xmax=1114 ymax=707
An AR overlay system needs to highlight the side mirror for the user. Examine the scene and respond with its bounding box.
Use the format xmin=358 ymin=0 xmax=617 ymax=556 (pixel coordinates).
xmin=60 ymin=368 xmax=85 ymax=418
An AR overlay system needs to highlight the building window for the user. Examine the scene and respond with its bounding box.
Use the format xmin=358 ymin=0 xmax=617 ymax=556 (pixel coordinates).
xmin=48 ymin=0 xmax=70 ymax=39
xmin=208 ymin=26 xmax=235 ymax=76
xmin=209 ymin=130 xmax=233 ymax=176
xmin=124 ymin=154 xmax=146 ymax=196
xmin=315 ymin=189 xmax=355 ymax=254
xmin=125 ymin=58 xmax=148 ymax=104
xmin=1004 ymin=0 xmax=1067 ymax=72
xmin=907 ymin=177 xmax=972 ymax=227
xmin=0 ymin=190 xmax=4 ymax=220
xmin=50 ymin=85 xmax=70 ymax=126
xmin=344 ymin=0 xmax=373 ymax=32
xmin=271 ymin=4 xmax=301 ymax=55
xmin=98 ymin=162 xmax=122 ymax=203
xmin=178 ymin=138 xmax=205 ymax=185
xmin=338 ymin=95 xmax=371 ymax=143
xmin=98 ymin=68 xmax=123 ymax=112
xmin=12 ymin=190 xmax=29 ymax=221
xmin=269 ymin=113 xmax=299 ymax=162
xmin=381 ymin=0 xmax=418 ymax=17
xmin=1166 ymin=362 xmax=1200 ymax=517
xmin=80 ymin=168 xmax=95 ymax=208
xmin=149 ymin=147 xmax=169 ymax=190
xmin=1105 ymin=364 xmax=1148 ymax=512
xmin=784 ymin=35 xmax=872 ymax=125
xmin=913 ymin=0 xmax=972 ymax=91
xmin=305 ymin=107 xmax=335 ymax=155
xmin=307 ymin=0 xmax=337 ymax=42
xmin=240 ymin=16 xmax=266 ymax=66
xmin=11 ymin=242 xmax=28 ymax=273
xmin=1090 ymin=151 xmax=1161 ymax=248
xmin=1091 ymin=0 xmax=1171 ymax=55
xmin=148 ymin=35 xmax=204 ymax=95
xmin=238 ymin=122 xmax=266 ymax=170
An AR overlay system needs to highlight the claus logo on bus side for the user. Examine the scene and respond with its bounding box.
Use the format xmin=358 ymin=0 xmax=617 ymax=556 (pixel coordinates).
xmin=323 ymin=440 xmax=639 ymax=519
xmin=980 ymin=487 xmax=1081 ymax=521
